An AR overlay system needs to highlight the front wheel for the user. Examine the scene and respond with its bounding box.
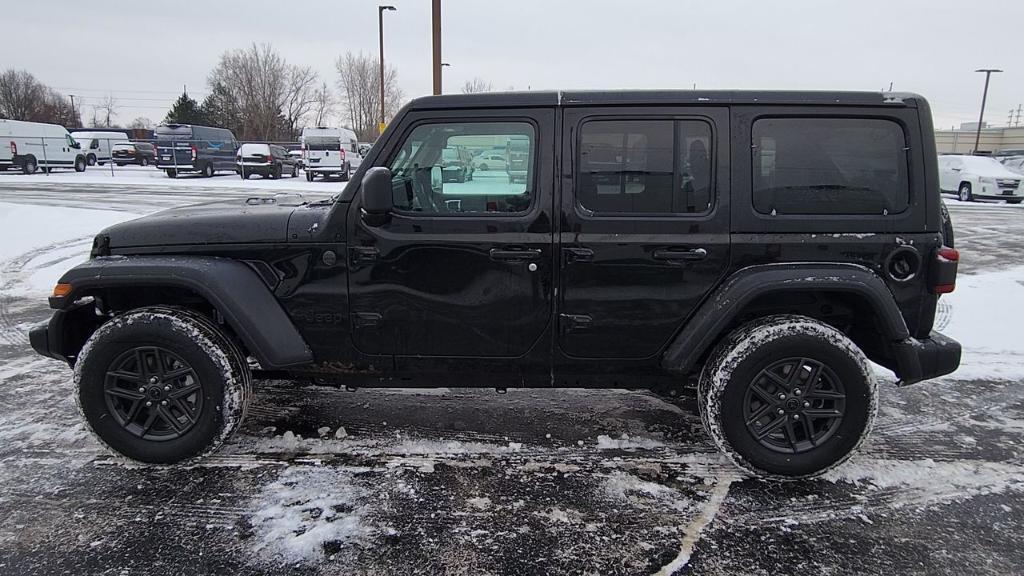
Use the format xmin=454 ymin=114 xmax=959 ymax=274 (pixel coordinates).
xmin=698 ymin=315 xmax=876 ymax=479
xmin=958 ymin=182 xmax=973 ymax=202
xmin=74 ymin=308 xmax=252 ymax=464
xmin=140 ymin=157 xmax=149 ymax=167
xmin=75 ymin=156 xmax=87 ymax=172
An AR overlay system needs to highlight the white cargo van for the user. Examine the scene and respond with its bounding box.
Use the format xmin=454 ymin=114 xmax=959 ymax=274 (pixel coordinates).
xmin=300 ymin=126 xmax=363 ymax=182
xmin=70 ymin=130 xmax=130 ymax=166
xmin=0 ymin=119 xmax=88 ymax=173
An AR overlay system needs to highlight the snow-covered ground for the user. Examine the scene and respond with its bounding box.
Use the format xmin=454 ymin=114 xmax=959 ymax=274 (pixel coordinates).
xmin=0 ymin=188 xmax=1022 ymax=575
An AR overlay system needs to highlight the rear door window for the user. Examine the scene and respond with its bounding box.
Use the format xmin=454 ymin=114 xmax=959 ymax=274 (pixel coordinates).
xmin=752 ymin=117 xmax=909 ymax=215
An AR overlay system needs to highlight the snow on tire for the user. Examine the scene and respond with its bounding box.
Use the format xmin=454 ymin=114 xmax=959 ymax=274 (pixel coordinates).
xmin=74 ymin=307 xmax=252 ymax=464
xmin=698 ymin=314 xmax=877 ymax=480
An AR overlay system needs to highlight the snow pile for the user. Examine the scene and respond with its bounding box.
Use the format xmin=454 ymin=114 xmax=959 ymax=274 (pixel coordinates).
xmin=595 ymin=433 xmax=665 ymax=450
xmin=603 ymin=470 xmax=693 ymax=514
xmin=941 ymin=266 xmax=1024 ymax=380
xmin=824 ymin=457 xmax=1024 ymax=497
xmin=249 ymin=466 xmax=370 ymax=563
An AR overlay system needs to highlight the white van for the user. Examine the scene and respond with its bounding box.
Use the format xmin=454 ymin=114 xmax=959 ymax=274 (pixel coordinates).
xmin=70 ymin=130 xmax=130 ymax=166
xmin=0 ymin=119 xmax=88 ymax=173
xmin=300 ymin=126 xmax=363 ymax=182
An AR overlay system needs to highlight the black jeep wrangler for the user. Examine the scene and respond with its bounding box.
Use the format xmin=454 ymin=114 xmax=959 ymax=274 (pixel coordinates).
xmin=30 ymin=91 xmax=961 ymax=479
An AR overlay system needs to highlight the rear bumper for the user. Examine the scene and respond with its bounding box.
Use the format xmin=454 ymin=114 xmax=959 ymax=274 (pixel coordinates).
xmin=156 ymin=164 xmax=195 ymax=170
xmin=892 ymin=331 xmax=961 ymax=386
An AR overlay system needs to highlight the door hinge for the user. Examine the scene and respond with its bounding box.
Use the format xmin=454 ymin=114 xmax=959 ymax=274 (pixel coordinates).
xmin=352 ymin=312 xmax=382 ymax=328
xmin=560 ymin=313 xmax=592 ymax=332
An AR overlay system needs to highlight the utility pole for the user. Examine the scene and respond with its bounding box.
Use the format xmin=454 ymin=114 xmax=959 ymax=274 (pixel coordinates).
xmin=1015 ymin=104 xmax=1023 ymax=127
xmin=973 ymin=69 xmax=1002 ymax=154
xmin=432 ymin=0 xmax=442 ymax=95
xmin=68 ymin=94 xmax=76 ymax=124
xmin=378 ymin=5 xmax=396 ymax=136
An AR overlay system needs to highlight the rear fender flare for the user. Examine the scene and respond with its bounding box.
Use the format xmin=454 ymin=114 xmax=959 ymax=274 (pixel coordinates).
xmin=660 ymin=263 xmax=909 ymax=375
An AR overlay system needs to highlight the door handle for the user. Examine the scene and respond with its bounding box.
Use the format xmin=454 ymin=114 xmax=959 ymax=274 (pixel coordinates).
xmin=652 ymin=247 xmax=708 ymax=262
xmin=563 ymin=247 xmax=594 ymax=263
xmin=350 ymin=246 xmax=379 ymax=263
xmin=489 ymin=248 xmax=542 ymax=261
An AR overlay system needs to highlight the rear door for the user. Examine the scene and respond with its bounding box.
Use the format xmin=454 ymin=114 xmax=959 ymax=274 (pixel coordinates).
xmin=558 ymin=107 xmax=731 ymax=359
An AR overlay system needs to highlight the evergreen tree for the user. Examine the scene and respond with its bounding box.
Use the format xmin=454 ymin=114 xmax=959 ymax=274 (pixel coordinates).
xmin=163 ymin=90 xmax=205 ymax=125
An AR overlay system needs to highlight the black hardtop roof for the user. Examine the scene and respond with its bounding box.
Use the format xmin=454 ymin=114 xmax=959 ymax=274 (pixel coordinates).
xmin=405 ymin=90 xmax=924 ymax=110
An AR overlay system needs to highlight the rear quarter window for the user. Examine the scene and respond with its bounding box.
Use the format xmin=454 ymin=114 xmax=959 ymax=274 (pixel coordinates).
xmin=752 ymin=117 xmax=909 ymax=215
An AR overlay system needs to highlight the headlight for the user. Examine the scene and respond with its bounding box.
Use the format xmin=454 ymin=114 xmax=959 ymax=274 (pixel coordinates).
xmin=980 ymin=177 xmax=996 ymax=184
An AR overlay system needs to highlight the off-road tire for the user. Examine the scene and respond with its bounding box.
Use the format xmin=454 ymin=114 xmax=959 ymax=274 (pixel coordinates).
xmin=75 ymin=307 xmax=252 ymax=464
xmin=697 ymin=315 xmax=876 ymax=479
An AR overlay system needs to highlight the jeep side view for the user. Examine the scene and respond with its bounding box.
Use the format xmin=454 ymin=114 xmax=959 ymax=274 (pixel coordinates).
xmin=30 ymin=91 xmax=961 ymax=479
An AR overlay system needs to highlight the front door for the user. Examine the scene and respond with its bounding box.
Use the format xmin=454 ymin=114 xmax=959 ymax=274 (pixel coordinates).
xmin=558 ymin=107 xmax=731 ymax=359
xmin=347 ymin=109 xmax=555 ymax=359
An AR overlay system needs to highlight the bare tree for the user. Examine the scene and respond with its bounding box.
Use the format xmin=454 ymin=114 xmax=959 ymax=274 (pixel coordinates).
xmin=335 ymin=52 xmax=403 ymax=141
xmin=283 ymin=66 xmax=319 ymax=139
xmin=311 ymin=81 xmax=336 ymax=127
xmin=91 ymin=94 xmax=119 ymax=128
xmin=0 ymin=69 xmax=46 ymax=120
xmin=129 ymin=117 xmax=153 ymax=130
xmin=461 ymin=78 xmax=493 ymax=94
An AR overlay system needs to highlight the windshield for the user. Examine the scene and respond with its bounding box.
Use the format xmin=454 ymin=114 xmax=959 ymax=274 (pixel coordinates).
xmin=305 ymin=137 xmax=339 ymax=151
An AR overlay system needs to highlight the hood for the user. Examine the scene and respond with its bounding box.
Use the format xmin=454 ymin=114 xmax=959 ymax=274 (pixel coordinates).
xmin=100 ymin=194 xmax=313 ymax=249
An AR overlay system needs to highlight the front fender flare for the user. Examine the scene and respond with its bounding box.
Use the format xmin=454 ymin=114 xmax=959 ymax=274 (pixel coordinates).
xmin=660 ymin=263 xmax=910 ymax=375
xmin=52 ymin=255 xmax=313 ymax=370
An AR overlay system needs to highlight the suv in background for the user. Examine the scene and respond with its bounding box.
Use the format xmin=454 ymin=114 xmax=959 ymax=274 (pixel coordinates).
xmin=938 ymin=154 xmax=1023 ymax=203
xmin=29 ymin=91 xmax=960 ymax=480
xmin=112 ymin=142 xmax=156 ymax=166
xmin=236 ymin=143 xmax=299 ymax=179
xmin=154 ymin=123 xmax=239 ymax=178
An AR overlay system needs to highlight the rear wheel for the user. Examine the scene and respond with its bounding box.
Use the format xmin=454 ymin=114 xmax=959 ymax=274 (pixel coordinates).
xmin=140 ymin=157 xmax=149 ymax=167
xmin=698 ymin=315 xmax=876 ymax=479
xmin=340 ymin=164 xmax=350 ymax=182
xmin=291 ymin=165 xmax=298 ymax=178
xmin=306 ymin=170 xmax=314 ymax=182
xmin=1007 ymin=199 xmax=1022 ymax=205
xmin=21 ymin=156 xmax=37 ymax=174
xmin=958 ymin=182 xmax=973 ymax=202
xmin=74 ymin=308 xmax=252 ymax=464
xmin=166 ymin=169 xmax=177 ymax=178
xmin=87 ymin=154 xmax=97 ymax=166
xmin=202 ymin=163 xmax=214 ymax=178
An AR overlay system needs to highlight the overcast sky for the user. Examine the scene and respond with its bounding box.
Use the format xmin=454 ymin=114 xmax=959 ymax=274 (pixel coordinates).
xmin=8 ymin=0 xmax=1023 ymax=130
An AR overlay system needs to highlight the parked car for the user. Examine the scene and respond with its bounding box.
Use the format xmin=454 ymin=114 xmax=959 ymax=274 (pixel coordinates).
xmin=999 ymin=155 xmax=1024 ymax=176
xmin=301 ymin=126 xmax=363 ymax=181
xmin=154 ymin=123 xmax=239 ymax=178
xmin=938 ymin=154 xmax=1023 ymax=203
xmin=473 ymin=150 xmax=508 ymax=171
xmin=31 ymin=90 xmax=961 ymax=480
xmin=112 ymin=142 xmax=156 ymax=166
xmin=506 ymin=135 xmax=530 ymax=184
xmin=288 ymin=149 xmax=304 ymax=169
xmin=236 ymin=143 xmax=299 ymax=179
xmin=70 ymin=131 xmax=129 ymax=166
xmin=0 ymin=119 xmax=87 ymax=173
xmin=439 ymin=146 xmax=470 ymax=182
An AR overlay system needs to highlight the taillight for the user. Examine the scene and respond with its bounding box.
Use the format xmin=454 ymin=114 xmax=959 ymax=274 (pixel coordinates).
xmin=931 ymin=247 xmax=959 ymax=294
xmin=190 ymin=145 xmax=197 ymax=162
xmin=10 ymin=141 xmax=16 ymax=155
xmin=339 ymin=146 xmax=346 ymax=162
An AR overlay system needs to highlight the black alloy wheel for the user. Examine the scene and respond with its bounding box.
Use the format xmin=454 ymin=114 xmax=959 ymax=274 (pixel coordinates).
xmin=743 ymin=357 xmax=846 ymax=454
xmin=103 ymin=346 xmax=203 ymax=441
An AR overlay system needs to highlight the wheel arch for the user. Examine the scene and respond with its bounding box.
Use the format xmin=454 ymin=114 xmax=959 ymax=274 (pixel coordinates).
xmin=45 ymin=256 xmax=313 ymax=370
xmin=661 ymin=263 xmax=911 ymax=378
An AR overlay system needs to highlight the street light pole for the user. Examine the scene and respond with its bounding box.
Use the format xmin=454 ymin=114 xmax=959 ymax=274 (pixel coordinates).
xmin=440 ymin=62 xmax=450 ymax=94
xmin=432 ymin=0 xmax=442 ymax=95
xmin=973 ymin=68 xmax=1002 ymax=154
xmin=378 ymin=5 xmax=396 ymax=136
xmin=68 ymin=94 xmax=76 ymax=125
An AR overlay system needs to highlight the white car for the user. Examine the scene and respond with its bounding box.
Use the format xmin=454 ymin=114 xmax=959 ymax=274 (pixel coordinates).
xmin=472 ymin=151 xmax=508 ymax=171
xmin=1000 ymin=155 xmax=1024 ymax=176
xmin=938 ymin=154 xmax=1023 ymax=204
xmin=70 ymin=130 xmax=129 ymax=166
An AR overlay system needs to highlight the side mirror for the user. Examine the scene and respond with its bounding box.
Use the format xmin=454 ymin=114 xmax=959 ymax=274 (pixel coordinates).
xmin=430 ymin=166 xmax=443 ymax=192
xmin=361 ymin=167 xmax=393 ymax=222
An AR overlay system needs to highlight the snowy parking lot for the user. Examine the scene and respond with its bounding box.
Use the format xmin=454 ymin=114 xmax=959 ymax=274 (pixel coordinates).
xmin=1 ymin=173 xmax=1023 ymax=575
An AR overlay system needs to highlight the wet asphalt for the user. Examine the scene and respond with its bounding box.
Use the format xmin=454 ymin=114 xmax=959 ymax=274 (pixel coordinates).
xmin=0 ymin=180 xmax=1021 ymax=575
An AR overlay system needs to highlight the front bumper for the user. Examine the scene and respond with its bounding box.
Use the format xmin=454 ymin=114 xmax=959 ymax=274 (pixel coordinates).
xmin=29 ymin=314 xmax=68 ymax=364
xmin=892 ymin=330 xmax=961 ymax=386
